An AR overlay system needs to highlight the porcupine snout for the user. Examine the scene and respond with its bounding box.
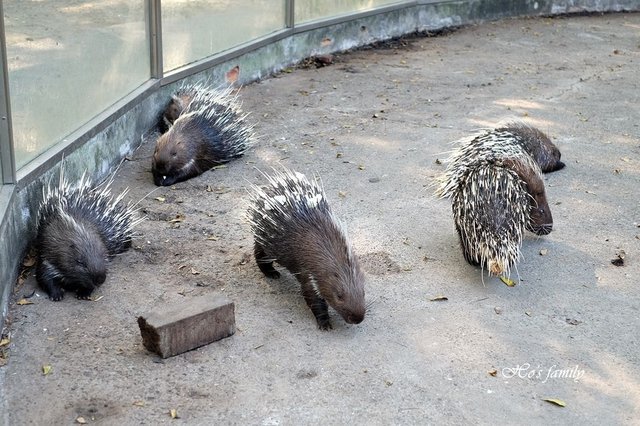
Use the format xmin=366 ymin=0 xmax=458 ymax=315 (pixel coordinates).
xmin=526 ymin=189 xmax=553 ymax=236
xmin=328 ymin=266 xmax=366 ymax=325
xmin=151 ymin=145 xmax=185 ymax=187
xmin=151 ymin=159 xmax=173 ymax=186
xmin=345 ymin=310 xmax=365 ymax=325
xmin=73 ymin=264 xmax=107 ymax=297
xmin=528 ymin=206 xmax=553 ymax=236
xmin=68 ymin=229 xmax=109 ymax=291
xmin=151 ymin=139 xmax=176 ymax=186
xmin=90 ymin=262 xmax=107 ymax=286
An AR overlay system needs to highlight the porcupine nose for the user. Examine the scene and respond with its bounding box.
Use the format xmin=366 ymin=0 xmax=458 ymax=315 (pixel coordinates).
xmin=94 ymin=271 xmax=107 ymax=285
xmin=534 ymin=223 xmax=553 ymax=236
xmin=345 ymin=311 xmax=365 ymax=324
xmin=534 ymin=207 xmax=553 ymax=235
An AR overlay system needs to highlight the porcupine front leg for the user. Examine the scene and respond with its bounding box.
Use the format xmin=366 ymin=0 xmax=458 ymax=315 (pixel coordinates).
xmin=298 ymin=274 xmax=332 ymax=330
xmin=254 ymin=242 xmax=280 ymax=279
xmin=36 ymin=260 xmax=64 ymax=301
xmin=75 ymin=287 xmax=94 ymax=300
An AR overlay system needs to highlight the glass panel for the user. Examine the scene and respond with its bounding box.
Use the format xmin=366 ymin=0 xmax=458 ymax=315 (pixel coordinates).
xmin=162 ymin=0 xmax=287 ymax=72
xmin=295 ymin=0 xmax=405 ymax=24
xmin=4 ymin=1 xmax=150 ymax=169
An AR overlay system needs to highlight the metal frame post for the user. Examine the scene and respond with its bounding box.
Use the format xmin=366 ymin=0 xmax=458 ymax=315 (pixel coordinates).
xmin=286 ymin=0 xmax=295 ymax=29
xmin=0 ymin=0 xmax=16 ymax=184
xmin=148 ymin=0 xmax=163 ymax=79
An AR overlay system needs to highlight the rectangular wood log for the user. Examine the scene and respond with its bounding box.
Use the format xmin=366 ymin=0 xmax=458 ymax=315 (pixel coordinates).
xmin=138 ymin=294 xmax=235 ymax=358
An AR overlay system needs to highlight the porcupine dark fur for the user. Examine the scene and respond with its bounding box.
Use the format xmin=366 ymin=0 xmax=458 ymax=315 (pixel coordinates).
xmin=35 ymin=169 xmax=142 ymax=301
xmin=152 ymin=84 xmax=254 ymax=186
xmin=160 ymin=87 xmax=196 ymax=132
xmin=248 ymin=168 xmax=366 ymax=330
xmin=496 ymin=122 xmax=565 ymax=173
xmin=437 ymin=123 xmax=564 ymax=277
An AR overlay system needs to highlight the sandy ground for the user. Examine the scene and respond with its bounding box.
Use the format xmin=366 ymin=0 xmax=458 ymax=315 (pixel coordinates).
xmin=2 ymin=13 xmax=640 ymax=425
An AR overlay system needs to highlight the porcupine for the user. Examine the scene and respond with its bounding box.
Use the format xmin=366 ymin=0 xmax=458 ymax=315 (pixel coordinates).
xmin=35 ymin=169 xmax=142 ymax=301
xmin=160 ymin=86 xmax=196 ymax=131
xmin=437 ymin=122 xmax=564 ymax=277
xmin=152 ymin=84 xmax=254 ymax=186
xmin=248 ymin=168 xmax=366 ymax=330
xmin=497 ymin=122 xmax=565 ymax=173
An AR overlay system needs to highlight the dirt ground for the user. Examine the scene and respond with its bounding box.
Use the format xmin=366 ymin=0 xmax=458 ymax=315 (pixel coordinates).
xmin=2 ymin=13 xmax=640 ymax=425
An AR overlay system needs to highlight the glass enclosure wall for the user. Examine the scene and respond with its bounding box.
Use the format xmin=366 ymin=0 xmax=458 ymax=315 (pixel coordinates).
xmin=162 ymin=0 xmax=288 ymax=72
xmin=4 ymin=1 xmax=150 ymax=168
xmin=295 ymin=0 xmax=404 ymax=24
xmin=1 ymin=0 xmax=412 ymax=174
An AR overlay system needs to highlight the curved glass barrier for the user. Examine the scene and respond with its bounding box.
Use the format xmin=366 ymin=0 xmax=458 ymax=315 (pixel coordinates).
xmin=295 ymin=0 xmax=404 ymax=24
xmin=162 ymin=0 xmax=287 ymax=72
xmin=4 ymin=1 xmax=150 ymax=168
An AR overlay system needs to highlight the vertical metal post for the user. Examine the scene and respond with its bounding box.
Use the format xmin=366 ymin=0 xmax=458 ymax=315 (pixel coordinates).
xmin=148 ymin=0 xmax=163 ymax=79
xmin=286 ymin=0 xmax=295 ymax=29
xmin=0 ymin=1 xmax=16 ymax=184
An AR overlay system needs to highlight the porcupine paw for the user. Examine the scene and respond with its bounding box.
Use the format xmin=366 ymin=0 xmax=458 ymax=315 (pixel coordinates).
xmin=305 ymin=293 xmax=331 ymax=330
xmin=48 ymin=288 xmax=64 ymax=302
xmin=313 ymin=308 xmax=333 ymax=330
xmin=257 ymin=260 xmax=281 ymax=279
xmin=264 ymin=269 xmax=281 ymax=279
xmin=75 ymin=289 xmax=94 ymax=300
xmin=316 ymin=317 xmax=333 ymax=331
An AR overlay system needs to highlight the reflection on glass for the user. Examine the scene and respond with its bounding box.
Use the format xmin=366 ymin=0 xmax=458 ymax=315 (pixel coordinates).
xmin=162 ymin=0 xmax=286 ymax=72
xmin=295 ymin=0 xmax=406 ymax=23
xmin=4 ymin=1 xmax=150 ymax=169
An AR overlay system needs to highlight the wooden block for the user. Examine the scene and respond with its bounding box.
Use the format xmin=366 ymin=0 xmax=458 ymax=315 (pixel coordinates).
xmin=138 ymin=294 xmax=235 ymax=358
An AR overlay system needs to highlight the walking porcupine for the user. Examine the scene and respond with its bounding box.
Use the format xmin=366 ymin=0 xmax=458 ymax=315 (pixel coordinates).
xmin=152 ymin=84 xmax=254 ymax=186
xmin=35 ymin=169 xmax=143 ymax=301
xmin=248 ymin=168 xmax=366 ymax=330
xmin=436 ymin=122 xmax=564 ymax=277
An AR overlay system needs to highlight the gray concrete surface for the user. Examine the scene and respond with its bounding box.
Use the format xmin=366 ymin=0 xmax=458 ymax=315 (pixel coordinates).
xmin=2 ymin=13 xmax=640 ymax=425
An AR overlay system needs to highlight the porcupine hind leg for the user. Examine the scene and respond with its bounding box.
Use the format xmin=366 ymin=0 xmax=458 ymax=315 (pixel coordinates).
xmin=298 ymin=274 xmax=332 ymax=330
xmin=254 ymin=242 xmax=280 ymax=279
xmin=455 ymin=222 xmax=481 ymax=267
xmin=36 ymin=260 xmax=64 ymax=301
xmin=460 ymin=241 xmax=481 ymax=267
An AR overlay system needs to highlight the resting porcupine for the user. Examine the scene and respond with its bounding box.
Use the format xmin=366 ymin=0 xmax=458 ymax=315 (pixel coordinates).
xmin=152 ymin=84 xmax=254 ymax=186
xmin=248 ymin=168 xmax=366 ymax=330
xmin=437 ymin=123 xmax=564 ymax=277
xmin=160 ymin=87 xmax=196 ymax=131
xmin=35 ymin=169 xmax=143 ymax=301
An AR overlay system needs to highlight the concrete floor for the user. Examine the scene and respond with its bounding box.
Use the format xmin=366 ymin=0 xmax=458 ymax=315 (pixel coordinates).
xmin=2 ymin=13 xmax=639 ymax=425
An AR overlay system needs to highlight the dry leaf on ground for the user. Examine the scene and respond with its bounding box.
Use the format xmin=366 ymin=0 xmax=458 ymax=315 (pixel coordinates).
xmin=543 ymin=398 xmax=566 ymax=407
xmin=429 ymin=296 xmax=448 ymax=302
xmin=500 ymin=276 xmax=516 ymax=287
